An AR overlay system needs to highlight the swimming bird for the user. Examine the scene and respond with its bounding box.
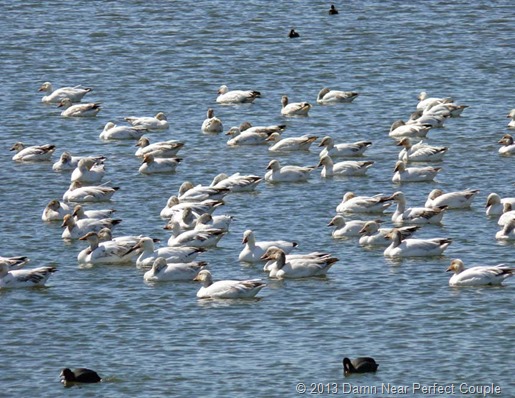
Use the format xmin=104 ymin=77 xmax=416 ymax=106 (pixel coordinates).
xmin=0 ymin=263 xmax=57 ymax=288
xmin=389 ymin=120 xmax=431 ymax=139
xmin=216 ymin=85 xmax=261 ymax=104
xmin=396 ymin=137 xmax=448 ymax=162
xmin=139 ymin=153 xmax=181 ymax=174
xmin=266 ymin=133 xmax=318 ymax=152
xmin=336 ymin=192 xmax=392 ymax=214
xmin=316 ymin=88 xmax=358 ymax=104
xmin=61 ymin=214 xmax=121 ymax=240
xmin=159 ymin=196 xmax=223 ymax=219
xmin=126 ymin=237 xmax=205 ymax=267
xmin=389 ymin=191 xmax=446 ymax=224
xmin=392 ymin=161 xmax=441 ymax=183
xmin=225 ymin=126 xmax=273 ymax=146
xmin=77 ymin=231 xmax=137 ymax=265
xmin=58 ymin=98 xmax=101 ymax=117
xmin=99 ymin=122 xmax=148 ymax=140
xmin=143 ymin=257 xmax=206 ymax=282
xmin=485 ymin=193 xmax=515 ymax=216
xmin=318 ymin=136 xmax=372 ymax=158
xmin=384 ymin=229 xmax=451 ymax=257
xmin=424 ymin=189 xmax=479 ymax=209
xmin=52 ymin=152 xmax=106 ymax=171
xmin=318 ymin=155 xmax=374 ymax=177
xmin=265 ymin=159 xmax=314 ymax=182
xmin=328 ymin=216 xmax=373 ymax=238
xmin=495 ymin=220 xmax=515 ymax=241
xmin=60 ymin=368 xmax=101 ymax=385
xmin=10 ymin=142 xmax=55 ymax=162
xmin=446 ymin=259 xmax=514 ymax=286
xmin=178 ymin=181 xmax=230 ymax=202
xmin=416 ymin=91 xmax=453 ymax=111
xmin=71 ymin=159 xmax=105 ymax=184
xmin=72 ymin=204 xmax=116 ymax=220
xmin=201 ymin=108 xmax=223 ymax=133
xmin=498 ymin=134 xmax=515 ymax=155
xmin=238 ymin=121 xmax=287 ymax=135
xmin=42 ymin=199 xmax=71 ymax=221
xmin=498 ymin=203 xmax=515 ymax=226
xmin=260 ymin=247 xmax=338 ymax=278
xmin=194 ymin=213 xmax=233 ymax=233
xmin=39 ymin=82 xmax=92 ymax=103
xmin=507 ymin=109 xmax=515 ymax=128
xmin=406 ymin=110 xmax=447 ymax=128
xmin=0 ymin=256 xmax=30 ymax=270
xmin=262 ymin=251 xmax=332 ymax=272
xmin=135 ymin=137 xmax=184 ymax=158
xmin=63 ymin=182 xmax=119 ymax=203
xmin=210 ymin=172 xmax=262 ymax=192
xmin=358 ymin=221 xmax=420 ymax=246
xmin=238 ymin=229 xmax=298 ymax=263
xmin=193 ymin=270 xmax=266 ymax=299
xmin=124 ymin=112 xmax=169 ymax=130
xmin=166 ymin=221 xmax=226 ymax=248
xmin=329 ymin=5 xmax=339 ymax=14
xmin=281 ymin=95 xmax=311 ymax=116
xmin=343 ymin=357 xmax=379 ymax=376
xmin=288 ymin=29 xmax=300 ymax=38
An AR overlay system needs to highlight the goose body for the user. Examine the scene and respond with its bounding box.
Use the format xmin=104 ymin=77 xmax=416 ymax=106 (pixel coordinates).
xmin=58 ymin=98 xmax=100 ymax=117
xmin=10 ymin=142 xmax=55 ymax=162
xmin=100 ymin=122 xmax=148 ymax=140
xmin=316 ymin=87 xmax=359 ymax=104
xmin=201 ymin=108 xmax=223 ymax=133
xmin=210 ymin=172 xmax=262 ymax=192
xmin=281 ymin=95 xmax=311 ymax=116
xmin=60 ymin=368 xmax=101 ymax=384
xmin=392 ymin=161 xmax=441 ymax=183
xmin=318 ymin=136 xmax=372 ymax=158
xmin=61 ymin=214 xmax=121 ymax=240
xmin=166 ymin=221 xmax=226 ymax=248
xmin=63 ymin=182 xmax=119 ymax=203
xmin=178 ymin=181 xmax=230 ymax=202
xmin=124 ymin=112 xmax=169 ymax=130
xmin=318 ymin=155 xmax=374 ymax=177
xmin=139 ymin=154 xmax=181 ymax=174
xmin=389 ymin=120 xmax=431 ymax=138
xmin=144 ymin=257 xmax=206 ymax=281
xmin=216 ymin=85 xmax=261 ymax=104
xmin=498 ymin=134 xmax=515 ymax=155
xmin=336 ymin=192 xmax=392 ymax=214
xmin=261 ymin=247 xmax=338 ymax=278
xmin=447 ymin=259 xmax=514 ymax=286
xmin=0 ymin=264 xmax=56 ymax=288
xmin=397 ymin=137 xmax=448 ymax=162
xmin=77 ymin=231 xmax=136 ymax=265
xmin=384 ymin=229 xmax=451 ymax=257
xmin=343 ymin=357 xmax=379 ymax=375
xmin=135 ymin=137 xmax=184 ymax=158
xmin=389 ymin=191 xmax=446 ymax=224
xmin=328 ymin=216 xmax=371 ymax=238
xmin=359 ymin=221 xmax=420 ymax=246
xmin=267 ymin=133 xmax=318 ymax=152
xmin=507 ymin=109 xmax=515 ymax=128
xmin=127 ymin=237 xmax=205 ymax=268
xmin=39 ymin=82 xmax=92 ymax=103
xmin=238 ymin=230 xmax=297 ymax=263
xmin=264 ymin=159 xmax=314 ymax=182
xmin=52 ymin=152 xmax=105 ymax=171
xmin=425 ymin=189 xmax=479 ymax=209
xmin=498 ymin=203 xmax=515 ymax=226
xmin=194 ymin=270 xmax=266 ymax=299
xmin=495 ymin=220 xmax=515 ymax=241
xmin=42 ymin=200 xmax=71 ymax=221
xmin=485 ymin=193 xmax=515 ymax=216
xmin=71 ymin=159 xmax=105 ymax=184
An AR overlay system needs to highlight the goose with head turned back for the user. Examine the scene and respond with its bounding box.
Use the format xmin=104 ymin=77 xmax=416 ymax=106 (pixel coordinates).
xmin=328 ymin=216 xmax=373 ymax=238
xmin=446 ymin=259 xmax=515 ymax=286
xmin=124 ymin=112 xmax=169 ymax=130
xmin=77 ymin=231 xmax=137 ymax=265
xmin=396 ymin=137 xmax=448 ymax=162
xmin=389 ymin=120 xmax=431 ymax=139
xmin=193 ymin=270 xmax=266 ymax=299
xmin=63 ymin=181 xmax=119 ymax=203
xmin=42 ymin=199 xmax=71 ymax=222
xmin=498 ymin=203 xmax=515 ymax=226
xmin=495 ymin=220 xmax=515 ymax=241
xmin=139 ymin=153 xmax=181 ymax=174
xmin=178 ymin=181 xmax=230 ymax=202
xmin=135 ymin=137 xmax=184 ymax=158
xmin=238 ymin=229 xmax=297 ymax=263
xmin=39 ymin=82 xmax=92 ymax=103
xmin=166 ymin=220 xmax=226 ymax=248
xmin=210 ymin=172 xmax=262 ymax=192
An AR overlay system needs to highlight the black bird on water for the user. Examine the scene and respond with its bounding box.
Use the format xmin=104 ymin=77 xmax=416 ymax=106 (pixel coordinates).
xmin=343 ymin=357 xmax=379 ymax=375
xmin=329 ymin=5 xmax=339 ymax=15
xmin=60 ymin=368 xmax=102 ymax=385
xmin=288 ymin=29 xmax=300 ymax=38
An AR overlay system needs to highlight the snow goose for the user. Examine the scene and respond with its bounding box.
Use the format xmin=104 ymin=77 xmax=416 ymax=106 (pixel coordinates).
xmin=384 ymin=229 xmax=451 ymax=257
xmin=60 ymin=368 xmax=101 ymax=385
xmin=336 ymin=192 xmax=392 ymax=214
xmin=507 ymin=109 xmax=515 ymax=128
xmin=58 ymin=98 xmax=100 ymax=117
xmin=166 ymin=220 xmax=226 ymax=248
xmin=495 ymin=220 xmax=515 ymax=241
xmin=99 ymin=122 xmax=147 ymax=140
xmin=201 ymin=108 xmax=223 ymax=133
xmin=416 ymin=91 xmax=453 ymax=111
xmin=260 ymin=247 xmax=338 ymax=278
xmin=63 ymin=182 xmax=119 ymax=203
xmin=39 ymin=82 xmax=92 ymax=103
xmin=328 ymin=216 xmax=373 ymax=238
xmin=216 ymin=85 xmax=261 ymax=104
xmin=485 ymin=193 xmax=515 ymax=216
xmin=52 ymin=151 xmax=105 ymax=171
xmin=389 ymin=120 xmax=431 ymax=138
xmin=266 ymin=133 xmax=318 ymax=152
xmin=124 ymin=112 xmax=169 ymax=130
xmin=126 ymin=237 xmax=205 ymax=268
xmin=194 ymin=270 xmax=266 ymax=299
xmin=358 ymin=221 xmax=420 ymax=246
xmin=144 ymin=257 xmax=206 ymax=282
xmin=396 ymin=137 xmax=448 ymax=162
xmin=61 ymin=214 xmax=121 ymax=240
xmin=425 ymin=189 xmax=479 ymax=209
xmin=10 ymin=142 xmax=55 ymax=162
xmin=343 ymin=357 xmax=379 ymax=376
xmin=281 ymin=95 xmax=311 ymax=116
xmin=139 ymin=153 xmax=181 ymax=174
xmin=225 ymin=126 xmax=272 ymax=146
xmin=406 ymin=110 xmax=447 ymax=128
xmin=389 ymin=191 xmax=446 ymax=224
xmin=446 ymin=259 xmax=514 ymax=286
xmin=498 ymin=134 xmax=515 ymax=155
xmin=210 ymin=172 xmax=262 ymax=192
xmin=239 ymin=121 xmax=287 ymax=135
xmin=135 ymin=137 xmax=184 ymax=158
xmin=318 ymin=136 xmax=372 ymax=158
xmin=159 ymin=196 xmax=224 ymax=219
xmin=42 ymin=199 xmax=71 ymax=221
xmin=77 ymin=231 xmax=137 ymax=265
xmin=72 ymin=204 xmax=116 ymax=220
xmin=238 ymin=229 xmax=298 ymax=263
xmin=264 ymin=159 xmax=315 ymax=182
xmin=194 ymin=213 xmax=233 ymax=233
xmin=498 ymin=203 xmax=515 ymax=226
xmin=392 ymin=161 xmax=441 ymax=183
xmin=318 ymin=155 xmax=374 ymax=177
xmin=423 ymin=102 xmax=468 ymax=118
xmin=0 ymin=256 xmax=30 ymax=270
xmin=71 ymin=159 xmax=105 ymax=184
xmin=0 ymin=263 xmax=57 ymax=289
xmin=178 ymin=181 xmax=230 ymax=202
xmin=97 ymin=228 xmax=151 ymax=246
xmin=262 ymin=251 xmax=332 ymax=272
xmin=316 ymin=87 xmax=359 ymax=104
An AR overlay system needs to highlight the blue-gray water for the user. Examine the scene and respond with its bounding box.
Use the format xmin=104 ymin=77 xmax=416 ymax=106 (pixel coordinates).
xmin=1 ymin=1 xmax=514 ymax=397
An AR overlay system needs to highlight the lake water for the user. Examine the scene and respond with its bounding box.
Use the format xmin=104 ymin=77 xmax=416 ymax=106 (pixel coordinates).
xmin=1 ymin=1 xmax=514 ymax=397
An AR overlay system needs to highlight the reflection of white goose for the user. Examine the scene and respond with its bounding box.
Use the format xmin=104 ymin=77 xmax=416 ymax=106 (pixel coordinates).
xmin=194 ymin=270 xmax=266 ymax=299
xmin=447 ymin=259 xmax=514 ymax=286
xmin=384 ymin=229 xmax=451 ymax=257
xmin=260 ymin=247 xmax=338 ymax=278
xmin=144 ymin=257 xmax=206 ymax=282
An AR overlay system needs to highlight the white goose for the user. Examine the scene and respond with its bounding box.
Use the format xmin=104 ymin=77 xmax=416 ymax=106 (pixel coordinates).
xmin=316 ymin=87 xmax=359 ymax=104
xmin=193 ymin=270 xmax=266 ymax=299
xmin=194 ymin=213 xmax=233 ymax=233
xmin=99 ymin=122 xmax=148 ymax=140
xmin=144 ymin=257 xmax=206 ymax=282
xmin=139 ymin=154 xmax=181 ymax=174
xmin=77 ymin=231 xmax=137 ymax=265
xmin=52 ymin=152 xmax=105 ymax=172
xmin=72 ymin=204 xmax=116 ymax=220
xmin=328 ymin=216 xmax=372 ymax=238
xmin=318 ymin=155 xmax=374 ymax=177
xmin=485 ymin=193 xmax=515 ymax=216
xmin=318 ymin=136 xmax=372 ymax=158
xmin=39 ymin=82 xmax=92 ymax=103
xmin=225 ymin=126 xmax=273 ymax=146
xmin=389 ymin=191 xmax=446 ymax=224
xmin=0 ymin=263 xmax=57 ymax=288
xmin=97 ymin=228 xmax=154 ymax=247
xmin=10 ymin=142 xmax=55 ymax=162
xmin=71 ymin=159 xmax=105 ymax=184
xmin=201 ymin=108 xmax=223 ymax=133
xmin=238 ymin=229 xmax=297 ymax=263
xmin=425 ymin=189 xmax=479 ymax=209
xmin=280 ymin=95 xmax=311 ymax=116
xmin=416 ymin=91 xmax=453 ymax=111
xmin=358 ymin=221 xmax=420 ymax=246
xmin=135 ymin=137 xmax=184 ymax=158
xmin=336 ymin=192 xmax=392 ymax=214
xmin=389 ymin=120 xmax=431 ymax=138
xmin=238 ymin=121 xmax=287 ymax=135
xmin=392 ymin=161 xmax=441 ymax=183
xmin=262 ymin=251 xmax=332 ymax=272
xmin=446 ymin=259 xmax=514 ymax=286
xmin=61 ymin=214 xmax=121 ymax=240
xmin=384 ymin=229 xmax=452 ymax=257
xmin=260 ymin=247 xmax=338 ymax=278
xmin=210 ymin=172 xmax=262 ymax=192
xmin=266 ymin=133 xmax=318 ymax=152
xmin=159 ymin=196 xmax=223 ymax=219
xmin=178 ymin=181 xmax=230 ymax=202
xmin=396 ymin=137 xmax=448 ymax=162
xmin=406 ymin=110 xmax=447 ymax=128
xmin=124 ymin=112 xmax=169 ymax=130
xmin=498 ymin=203 xmax=515 ymax=226
xmin=264 ymin=159 xmax=314 ymax=183
xmin=216 ymin=85 xmax=261 ymax=104
xmin=42 ymin=200 xmax=71 ymax=222
xmin=58 ymin=98 xmax=101 ymax=117
xmin=0 ymin=256 xmax=30 ymax=270
xmin=507 ymin=109 xmax=515 ymax=129
xmin=498 ymin=134 xmax=515 ymax=155
xmin=166 ymin=221 xmax=226 ymax=248
xmin=495 ymin=220 xmax=515 ymax=241
xmin=63 ymin=182 xmax=119 ymax=203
